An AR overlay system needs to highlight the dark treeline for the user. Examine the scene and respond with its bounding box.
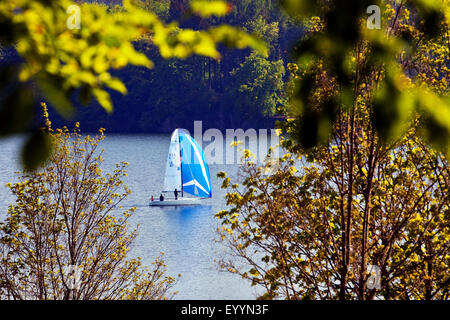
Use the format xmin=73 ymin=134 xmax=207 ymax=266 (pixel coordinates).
xmin=25 ymin=1 xmax=303 ymax=133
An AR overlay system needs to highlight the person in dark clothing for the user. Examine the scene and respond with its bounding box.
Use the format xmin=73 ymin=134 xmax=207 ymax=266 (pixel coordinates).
xmin=174 ymin=188 xmax=178 ymax=200
xmin=159 ymin=194 xmax=164 ymax=201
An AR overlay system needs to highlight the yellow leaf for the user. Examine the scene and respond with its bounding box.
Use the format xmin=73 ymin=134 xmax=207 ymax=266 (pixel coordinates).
xmin=190 ymin=1 xmax=232 ymax=17
xmin=92 ymin=88 xmax=113 ymax=113
xmin=104 ymin=77 xmax=128 ymax=95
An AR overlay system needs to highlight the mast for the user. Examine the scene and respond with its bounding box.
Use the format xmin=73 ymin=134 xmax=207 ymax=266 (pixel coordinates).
xmin=178 ymin=131 xmax=184 ymax=198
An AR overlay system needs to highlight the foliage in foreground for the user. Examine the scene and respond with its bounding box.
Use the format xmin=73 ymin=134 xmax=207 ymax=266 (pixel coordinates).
xmin=217 ymin=105 xmax=450 ymax=300
xmin=0 ymin=0 xmax=267 ymax=169
xmin=280 ymin=0 xmax=449 ymax=153
xmin=0 ymin=103 xmax=177 ymax=300
xmin=47 ymin=2 xmax=295 ymax=135
xmin=216 ymin=2 xmax=450 ymax=299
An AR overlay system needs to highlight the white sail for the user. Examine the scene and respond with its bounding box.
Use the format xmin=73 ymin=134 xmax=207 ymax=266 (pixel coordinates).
xmin=163 ymin=129 xmax=182 ymax=192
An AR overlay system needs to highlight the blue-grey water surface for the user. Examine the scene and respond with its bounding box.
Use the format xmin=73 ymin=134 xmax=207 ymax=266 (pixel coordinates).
xmin=0 ymin=134 xmax=266 ymax=299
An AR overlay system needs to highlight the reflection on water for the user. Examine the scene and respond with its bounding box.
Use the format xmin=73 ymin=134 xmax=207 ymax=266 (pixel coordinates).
xmin=161 ymin=205 xmax=212 ymax=225
xmin=0 ymin=134 xmax=262 ymax=299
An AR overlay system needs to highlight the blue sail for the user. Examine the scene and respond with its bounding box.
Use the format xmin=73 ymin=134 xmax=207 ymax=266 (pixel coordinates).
xmin=178 ymin=129 xmax=212 ymax=198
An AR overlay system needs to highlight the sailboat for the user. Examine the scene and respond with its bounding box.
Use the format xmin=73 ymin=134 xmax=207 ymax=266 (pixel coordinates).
xmin=150 ymin=129 xmax=212 ymax=206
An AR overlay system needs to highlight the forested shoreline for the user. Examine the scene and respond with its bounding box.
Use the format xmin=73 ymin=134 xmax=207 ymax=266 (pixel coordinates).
xmin=45 ymin=0 xmax=302 ymax=133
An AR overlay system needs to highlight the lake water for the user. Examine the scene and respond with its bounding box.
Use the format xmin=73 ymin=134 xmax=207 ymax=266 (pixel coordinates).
xmin=0 ymin=134 xmax=270 ymax=300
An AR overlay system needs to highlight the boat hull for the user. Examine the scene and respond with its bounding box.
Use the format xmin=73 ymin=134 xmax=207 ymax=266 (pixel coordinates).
xmin=149 ymin=198 xmax=201 ymax=206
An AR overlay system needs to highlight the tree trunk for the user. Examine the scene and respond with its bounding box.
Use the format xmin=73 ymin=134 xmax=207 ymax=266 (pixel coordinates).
xmin=359 ymin=128 xmax=376 ymax=299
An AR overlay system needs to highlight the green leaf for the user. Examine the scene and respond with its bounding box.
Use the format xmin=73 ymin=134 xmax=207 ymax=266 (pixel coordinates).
xmin=78 ymin=85 xmax=92 ymax=106
xmin=0 ymin=86 xmax=34 ymax=136
xmin=280 ymin=0 xmax=319 ymax=18
xmin=21 ymin=130 xmax=53 ymax=171
xmin=209 ymin=25 xmax=269 ymax=57
xmin=415 ymin=92 xmax=450 ymax=151
xmin=36 ymin=73 xmax=75 ymax=119
xmin=103 ymin=35 xmax=122 ymax=48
